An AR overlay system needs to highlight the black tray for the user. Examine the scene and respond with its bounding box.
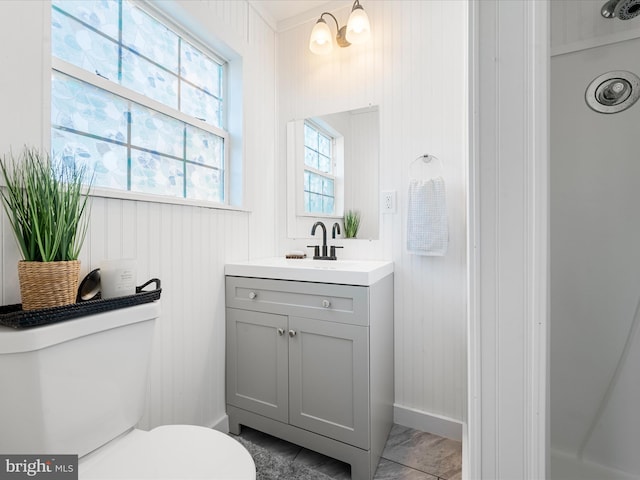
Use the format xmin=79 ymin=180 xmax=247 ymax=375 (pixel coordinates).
xmin=0 ymin=279 xmax=162 ymax=329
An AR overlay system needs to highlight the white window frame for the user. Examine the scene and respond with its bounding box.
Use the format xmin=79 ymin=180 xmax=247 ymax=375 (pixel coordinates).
xmin=303 ymin=120 xmax=337 ymax=216
xmin=51 ymin=0 xmax=241 ymax=210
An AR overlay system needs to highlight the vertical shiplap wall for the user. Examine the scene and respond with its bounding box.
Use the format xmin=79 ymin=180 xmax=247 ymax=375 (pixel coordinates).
xmin=277 ymin=1 xmax=468 ymax=422
xmin=550 ymin=0 xmax=640 ymax=54
xmin=0 ymin=0 xmax=276 ymax=430
xmin=83 ymin=198 xmax=251 ymax=429
xmin=469 ymin=1 xmax=549 ymax=477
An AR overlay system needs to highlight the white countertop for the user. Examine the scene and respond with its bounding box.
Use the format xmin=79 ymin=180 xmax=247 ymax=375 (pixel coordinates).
xmin=225 ymin=257 xmax=394 ymax=286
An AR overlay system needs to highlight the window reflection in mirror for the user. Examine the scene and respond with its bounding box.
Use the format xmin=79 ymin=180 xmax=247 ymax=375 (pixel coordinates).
xmin=287 ymin=105 xmax=379 ymax=240
xmin=303 ymin=120 xmax=339 ymax=215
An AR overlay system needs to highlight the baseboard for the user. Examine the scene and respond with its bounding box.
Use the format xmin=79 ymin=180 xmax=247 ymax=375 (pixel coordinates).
xmin=462 ymin=421 xmax=469 ymax=480
xmin=211 ymin=414 xmax=230 ymax=433
xmin=550 ymin=449 xmax=640 ymax=480
xmin=393 ymin=404 xmax=463 ymax=442
xmin=216 ymin=407 xmax=462 ymax=443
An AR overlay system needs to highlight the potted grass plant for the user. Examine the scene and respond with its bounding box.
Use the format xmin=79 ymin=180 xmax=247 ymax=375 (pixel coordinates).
xmin=0 ymin=147 xmax=92 ymax=310
xmin=344 ymin=209 xmax=361 ymax=238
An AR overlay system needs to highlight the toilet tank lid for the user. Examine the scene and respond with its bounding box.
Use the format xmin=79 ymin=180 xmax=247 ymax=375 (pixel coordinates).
xmin=0 ymin=302 xmax=161 ymax=354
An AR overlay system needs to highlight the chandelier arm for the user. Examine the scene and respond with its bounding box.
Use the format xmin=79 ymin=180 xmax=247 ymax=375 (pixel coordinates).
xmin=320 ymin=12 xmax=341 ymax=31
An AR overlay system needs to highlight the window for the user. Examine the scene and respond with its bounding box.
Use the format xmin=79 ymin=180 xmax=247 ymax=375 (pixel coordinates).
xmin=51 ymin=0 xmax=228 ymax=203
xmin=303 ymin=122 xmax=335 ymax=215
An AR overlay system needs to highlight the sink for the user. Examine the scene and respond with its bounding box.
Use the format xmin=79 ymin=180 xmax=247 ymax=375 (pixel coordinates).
xmin=224 ymin=257 xmax=393 ymax=286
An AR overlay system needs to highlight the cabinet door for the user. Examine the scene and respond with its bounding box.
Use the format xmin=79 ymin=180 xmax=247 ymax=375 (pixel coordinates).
xmin=226 ymin=308 xmax=288 ymax=423
xmin=288 ymin=316 xmax=370 ymax=449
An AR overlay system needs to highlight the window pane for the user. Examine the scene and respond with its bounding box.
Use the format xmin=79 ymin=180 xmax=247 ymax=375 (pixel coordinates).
xmin=52 ymin=129 xmax=128 ymax=190
xmin=318 ymin=154 xmax=332 ymax=174
xmin=121 ymin=1 xmax=179 ymax=73
xmin=181 ymin=41 xmax=221 ymax=97
xmin=309 ymin=172 xmax=322 ymax=194
xmin=318 ymin=134 xmax=331 ymax=156
xmin=130 ymin=150 xmax=184 ymax=197
xmin=52 ymin=0 xmax=120 ymax=39
xmin=186 ymin=164 xmax=222 ymax=202
xmin=323 ymin=196 xmax=334 ymax=215
xmin=304 ymin=191 xmax=310 ymax=212
xmin=304 ymin=170 xmax=334 ymax=214
xmin=130 ymin=104 xmax=184 ymax=157
xmin=186 ymin=126 xmax=223 ymax=168
xmin=304 ymin=170 xmax=310 ymax=191
xmin=304 ymin=124 xmax=318 ymax=150
xmin=181 ymin=82 xmax=221 ymax=127
xmin=323 ymin=177 xmax=334 ymax=196
xmin=121 ymin=50 xmax=178 ymax=108
xmin=308 ymin=193 xmax=322 ymax=213
xmin=304 ymin=147 xmax=319 ymax=170
xmin=52 ymin=8 xmax=119 ymax=80
xmin=52 ymin=73 xmax=128 ymax=143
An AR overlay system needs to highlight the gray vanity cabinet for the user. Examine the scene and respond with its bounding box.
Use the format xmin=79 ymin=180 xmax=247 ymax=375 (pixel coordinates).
xmin=225 ymin=308 xmax=289 ymax=423
xmin=288 ymin=315 xmax=369 ymax=449
xmin=225 ymin=274 xmax=393 ymax=480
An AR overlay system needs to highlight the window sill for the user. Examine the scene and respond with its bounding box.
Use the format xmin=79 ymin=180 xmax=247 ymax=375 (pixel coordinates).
xmin=296 ymin=213 xmax=343 ymax=220
xmin=90 ymin=186 xmax=249 ymax=212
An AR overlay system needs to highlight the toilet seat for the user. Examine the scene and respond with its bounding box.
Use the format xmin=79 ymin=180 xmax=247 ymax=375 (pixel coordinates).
xmin=79 ymin=425 xmax=255 ymax=479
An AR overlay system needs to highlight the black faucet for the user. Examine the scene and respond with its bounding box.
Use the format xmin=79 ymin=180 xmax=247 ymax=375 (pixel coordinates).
xmin=330 ymin=222 xmax=343 ymax=259
xmin=310 ymin=221 xmax=328 ymax=258
xmin=308 ymin=221 xmax=343 ymax=260
xmin=332 ymin=222 xmax=341 ymax=239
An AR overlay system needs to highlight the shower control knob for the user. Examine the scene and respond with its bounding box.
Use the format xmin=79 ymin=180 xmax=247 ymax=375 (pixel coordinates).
xmin=586 ymin=70 xmax=640 ymax=114
xmin=248 ymin=291 xmax=257 ymax=300
xmin=612 ymin=82 xmax=625 ymax=93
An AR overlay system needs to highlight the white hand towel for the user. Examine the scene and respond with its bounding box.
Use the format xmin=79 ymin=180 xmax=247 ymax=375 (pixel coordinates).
xmin=406 ymin=176 xmax=448 ymax=256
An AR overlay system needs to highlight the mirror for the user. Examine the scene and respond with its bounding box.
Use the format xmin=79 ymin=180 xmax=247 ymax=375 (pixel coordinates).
xmin=286 ymin=105 xmax=379 ymax=240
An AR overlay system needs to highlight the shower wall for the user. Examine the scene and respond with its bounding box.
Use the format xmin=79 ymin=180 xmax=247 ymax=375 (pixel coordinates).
xmin=551 ymin=2 xmax=640 ymax=477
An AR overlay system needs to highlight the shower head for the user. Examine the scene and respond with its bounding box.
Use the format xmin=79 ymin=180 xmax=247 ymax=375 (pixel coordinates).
xmin=616 ymin=0 xmax=640 ymax=19
xmin=601 ymin=0 xmax=640 ymax=19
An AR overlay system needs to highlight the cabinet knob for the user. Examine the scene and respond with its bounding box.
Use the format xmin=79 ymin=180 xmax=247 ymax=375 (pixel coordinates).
xmin=277 ymin=328 xmax=285 ymax=336
xmin=248 ymin=291 xmax=257 ymax=300
xmin=322 ymin=299 xmax=331 ymax=308
xmin=288 ymin=330 xmax=297 ymax=337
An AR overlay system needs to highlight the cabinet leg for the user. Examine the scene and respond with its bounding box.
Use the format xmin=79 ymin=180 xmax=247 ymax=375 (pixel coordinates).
xmin=228 ymin=413 xmax=241 ymax=435
xmin=350 ymin=456 xmax=373 ymax=480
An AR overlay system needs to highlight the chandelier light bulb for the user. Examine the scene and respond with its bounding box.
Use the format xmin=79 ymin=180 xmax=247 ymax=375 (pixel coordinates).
xmin=346 ymin=4 xmax=371 ymax=45
xmin=309 ymin=1 xmax=371 ymax=55
xmin=309 ymin=19 xmax=334 ymax=55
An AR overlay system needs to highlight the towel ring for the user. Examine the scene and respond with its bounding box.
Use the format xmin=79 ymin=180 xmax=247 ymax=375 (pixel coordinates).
xmin=409 ymin=153 xmax=444 ymax=179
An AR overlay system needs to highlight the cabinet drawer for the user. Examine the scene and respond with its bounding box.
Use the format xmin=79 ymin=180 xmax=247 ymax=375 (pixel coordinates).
xmin=226 ymin=276 xmax=369 ymax=326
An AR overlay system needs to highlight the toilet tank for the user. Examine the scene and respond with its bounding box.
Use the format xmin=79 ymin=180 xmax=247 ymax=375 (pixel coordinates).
xmin=0 ymin=302 xmax=160 ymax=457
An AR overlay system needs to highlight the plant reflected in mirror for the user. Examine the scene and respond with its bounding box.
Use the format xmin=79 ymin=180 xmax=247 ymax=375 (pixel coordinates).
xmin=344 ymin=209 xmax=361 ymax=238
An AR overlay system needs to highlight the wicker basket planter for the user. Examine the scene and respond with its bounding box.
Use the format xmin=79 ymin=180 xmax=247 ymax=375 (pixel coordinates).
xmin=0 ymin=148 xmax=92 ymax=312
xmin=18 ymin=260 xmax=81 ymax=311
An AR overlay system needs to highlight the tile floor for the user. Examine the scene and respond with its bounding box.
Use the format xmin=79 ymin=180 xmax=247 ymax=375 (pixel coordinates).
xmin=232 ymin=424 xmax=462 ymax=480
